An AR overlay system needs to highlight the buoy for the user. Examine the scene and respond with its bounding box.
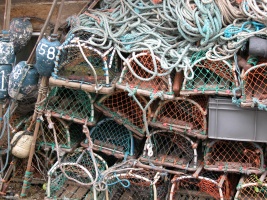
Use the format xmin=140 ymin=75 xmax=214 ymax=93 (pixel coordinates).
xmin=11 ymin=131 xmax=33 ymax=159
xmin=9 ymin=18 xmax=33 ymax=53
xmin=8 ymin=61 xmax=39 ymax=100
xmin=35 ymin=34 xmax=61 ymax=77
xmin=249 ymin=36 xmax=267 ymax=58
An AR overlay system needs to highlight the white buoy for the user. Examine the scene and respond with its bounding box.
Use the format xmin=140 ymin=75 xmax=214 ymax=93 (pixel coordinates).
xmin=11 ymin=131 xmax=33 ymax=158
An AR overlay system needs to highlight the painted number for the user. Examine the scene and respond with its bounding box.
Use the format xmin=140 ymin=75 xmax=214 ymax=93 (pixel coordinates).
xmin=38 ymin=43 xmax=56 ymax=60
xmin=0 ymin=71 xmax=4 ymax=90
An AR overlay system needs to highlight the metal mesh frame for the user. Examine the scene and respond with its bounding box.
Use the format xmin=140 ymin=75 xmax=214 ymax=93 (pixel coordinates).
xmin=50 ymin=39 xmax=119 ymax=94
xmin=235 ymin=172 xmax=267 ymax=200
xmin=141 ymin=130 xmax=198 ymax=171
xmin=37 ymin=117 xmax=84 ymax=151
xmin=116 ymin=52 xmax=174 ymax=99
xmin=149 ymin=97 xmax=207 ymax=139
xmin=180 ymin=59 xmax=238 ymax=96
xmin=43 ymin=87 xmax=96 ymax=126
xmin=204 ymin=140 xmax=265 ymax=174
xmin=241 ymin=63 xmax=267 ymax=108
xmin=95 ymin=90 xmax=151 ymax=138
xmin=47 ymin=149 xmax=108 ymax=199
xmin=170 ymin=171 xmax=232 ymax=200
xmin=81 ymin=118 xmax=135 ymax=159
xmin=105 ymin=170 xmax=160 ymax=200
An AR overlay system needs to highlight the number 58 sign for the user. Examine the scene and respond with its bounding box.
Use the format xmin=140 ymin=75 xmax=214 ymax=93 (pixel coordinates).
xmin=35 ymin=37 xmax=61 ymax=77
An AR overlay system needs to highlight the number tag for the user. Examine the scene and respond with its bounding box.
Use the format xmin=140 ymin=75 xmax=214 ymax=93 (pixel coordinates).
xmin=38 ymin=43 xmax=56 ymax=60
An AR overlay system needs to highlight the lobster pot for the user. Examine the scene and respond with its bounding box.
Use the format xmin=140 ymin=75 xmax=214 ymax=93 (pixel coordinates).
xmin=149 ymin=97 xmax=207 ymax=139
xmin=35 ymin=36 xmax=61 ymax=76
xmin=43 ymin=87 xmax=96 ymax=126
xmin=105 ymin=170 xmax=164 ymax=200
xmin=81 ymin=118 xmax=135 ymax=159
xmin=116 ymin=52 xmax=174 ymax=99
xmin=235 ymin=172 xmax=267 ymax=199
xmin=49 ymin=38 xmax=119 ymax=94
xmin=170 ymin=171 xmax=233 ymax=200
xmin=8 ymin=61 xmax=39 ymax=101
xmin=9 ymin=18 xmax=33 ymax=53
xmin=37 ymin=117 xmax=85 ymax=151
xmin=241 ymin=63 xmax=267 ymax=109
xmin=140 ymin=130 xmax=198 ymax=171
xmin=47 ymin=148 xmax=108 ymax=199
xmin=180 ymin=59 xmax=238 ymax=96
xmin=204 ymin=140 xmax=264 ymax=174
xmin=95 ymin=90 xmax=151 ymax=139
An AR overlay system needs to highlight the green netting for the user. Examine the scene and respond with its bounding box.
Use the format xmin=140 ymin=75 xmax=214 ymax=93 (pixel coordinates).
xmin=43 ymin=87 xmax=95 ymax=125
xmin=141 ymin=130 xmax=198 ymax=171
xmin=181 ymin=59 xmax=238 ymax=96
xmin=37 ymin=117 xmax=84 ymax=150
xmin=47 ymin=148 xmax=108 ymax=199
xmin=81 ymin=118 xmax=135 ymax=159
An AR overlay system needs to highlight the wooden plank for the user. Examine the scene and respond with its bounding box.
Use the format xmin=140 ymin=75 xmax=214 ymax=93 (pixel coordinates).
xmin=58 ymin=184 xmax=79 ymax=199
xmin=70 ymin=186 xmax=89 ymax=199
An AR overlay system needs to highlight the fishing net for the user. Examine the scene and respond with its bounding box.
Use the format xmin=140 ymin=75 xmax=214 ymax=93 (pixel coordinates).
xmin=37 ymin=117 xmax=85 ymax=151
xmin=105 ymin=169 xmax=163 ymax=200
xmin=241 ymin=63 xmax=267 ymax=109
xmin=43 ymin=87 xmax=96 ymax=126
xmin=141 ymin=130 xmax=198 ymax=171
xmin=80 ymin=118 xmax=135 ymax=159
xmin=47 ymin=148 xmax=108 ymax=199
xmin=170 ymin=170 xmax=233 ymax=200
xmin=95 ymin=90 xmax=151 ymax=139
xmin=116 ymin=51 xmax=174 ymax=99
xmin=235 ymin=173 xmax=267 ymax=199
xmin=204 ymin=140 xmax=264 ymax=174
xmin=50 ymin=37 xmax=119 ymax=94
xmin=181 ymin=59 xmax=238 ymax=96
xmin=149 ymin=97 xmax=207 ymax=139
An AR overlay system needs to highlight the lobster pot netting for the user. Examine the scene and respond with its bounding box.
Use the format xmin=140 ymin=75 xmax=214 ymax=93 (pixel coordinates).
xmin=37 ymin=117 xmax=85 ymax=151
xmin=116 ymin=52 xmax=174 ymax=99
xmin=81 ymin=118 xmax=135 ymax=159
xmin=43 ymin=87 xmax=96 ymax=126
xmin=235 ymin=173 xmax=267 ymax=199
xmin=181 ymin=59 xmax=238 ymax=96
xmin=149 ymin=97 xmax=207 ymax=139
xmin=204 ymin=140 xmax=264 ymax=174
xmin=105 ymin=169 xmax=166 ymax=200
xmin=170 ymin=171 xmax=232 ymax=200
xmin=47 ymin=148 xmax=108 ymax=199
xmin=50 ymin=39 xmax=119 ymax=94
xmin=95 ymin=90 xmax=151 ymax=138
xmin=241 ymin=63 xmax=267 ymax=108
xmin=141 ymin=130 xmax=198 ymax=171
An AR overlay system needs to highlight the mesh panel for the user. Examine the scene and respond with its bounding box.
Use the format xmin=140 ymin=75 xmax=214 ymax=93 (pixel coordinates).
xmin=204 ymin=140 xmax=264 ymax=174
xmin=241 ymin=63 xmax=267 ymax=107
xmin=52 ymin=40 xmax=119 ymax=93
xmin=37 ymin=117 xmax=84 ymax=150
xmin=43 ymin=87 xmax=95 ymax=125
xmin=95 ymin=90 xmax=151 ymax=138
xmin=181 ymin=59 xmax=238 ymax=96
xmin=141 ymin=130 xmax=198 ymax=171
xmin=48 ymin=149 xmax=108 ymax=199
xmin=106 ymin=170 xmax=158 ymax=200
xmin=171 ymin=171 xmax=232 ymax=200
xmin=81 ymin=118 xmax=135 ymax=159
xmin=116 ymin=52 xmax=174 ymax=99
xmin=150 ymin=98 xmax=207 ymax=139
xmin=235 ymin=174 xmax=267 ymax=199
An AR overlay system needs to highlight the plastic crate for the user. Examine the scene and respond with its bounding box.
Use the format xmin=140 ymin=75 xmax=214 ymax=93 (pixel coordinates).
xmin=208 ymin=97 xmax=267 ymax=142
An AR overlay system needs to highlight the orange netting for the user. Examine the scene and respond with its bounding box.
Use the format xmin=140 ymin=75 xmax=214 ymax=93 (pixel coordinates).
xmin=150 ymin=97 xmax=207 ymax=139
xmin=242 ymin=63 xmax=267 ymax=107
xmin=235 ymin=173 xmax=267 ymax=199
xmin=117 ymin=52 xmax=174 ymax=99
xmin=95 ymin=90 xmax=151 ymax=138
xmin=204 ymin=140 xmax=264 ymax=174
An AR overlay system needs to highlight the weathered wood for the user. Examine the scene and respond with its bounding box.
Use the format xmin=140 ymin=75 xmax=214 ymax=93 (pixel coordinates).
xmin=71 ymin=186 xmax=89 ymax=199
